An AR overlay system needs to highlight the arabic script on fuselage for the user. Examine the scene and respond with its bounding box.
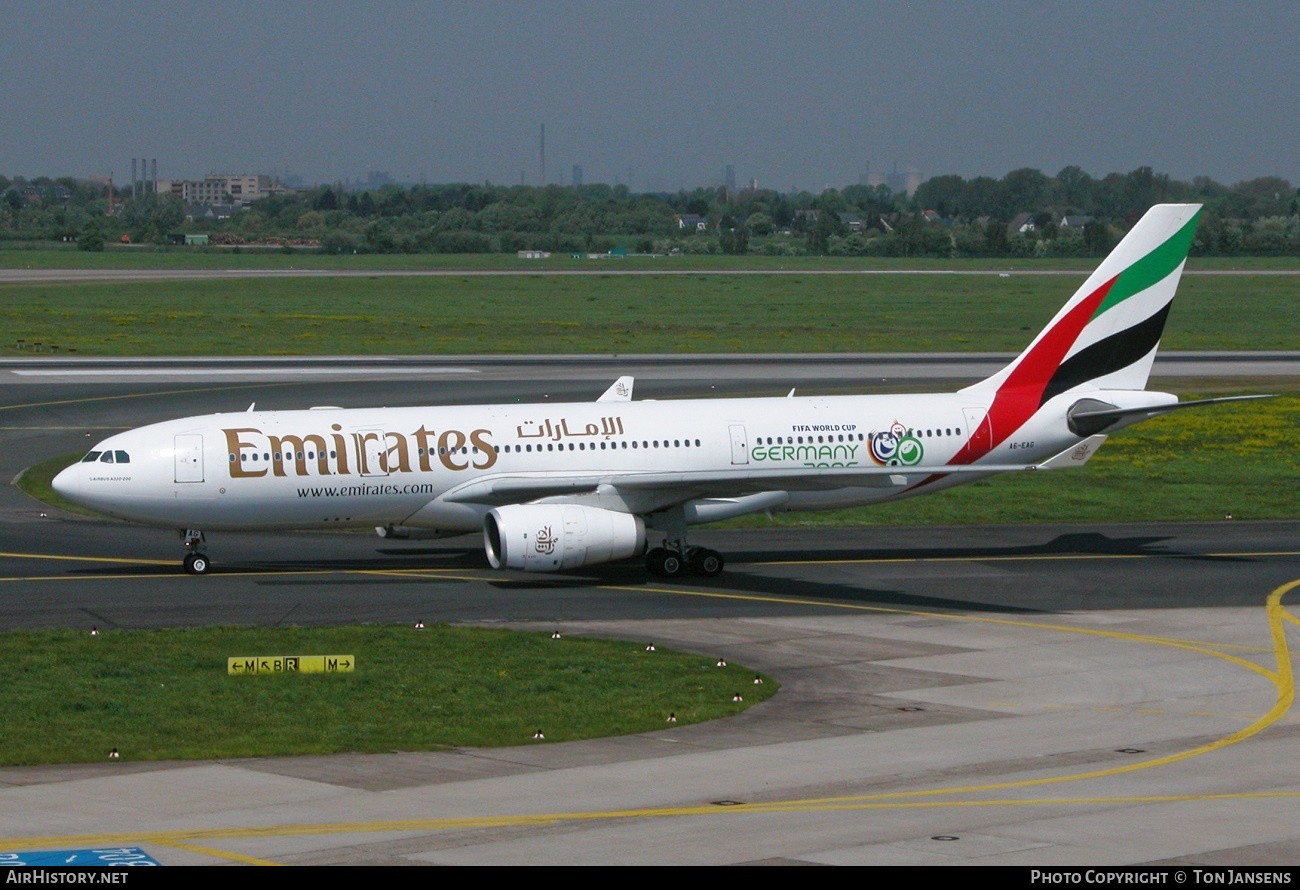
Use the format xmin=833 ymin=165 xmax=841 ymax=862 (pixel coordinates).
xmin=515 ymin=416 xmax=625 ymax=441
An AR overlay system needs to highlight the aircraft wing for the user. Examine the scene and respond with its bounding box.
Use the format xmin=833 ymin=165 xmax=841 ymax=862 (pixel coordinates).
xmin=439 ymin=461 xmax=1040 ymax=507
xmin=437 ymin=427 xmax=1127 ymax=509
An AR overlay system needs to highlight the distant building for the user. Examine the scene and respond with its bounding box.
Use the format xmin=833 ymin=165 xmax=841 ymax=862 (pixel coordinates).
xmin=19 ymin=184 xmax=71 ymax=203
xmin=184 ymin=234 xmax=209 ymax=246
xmin=674 ymin=214 xmax=708 ymax=232
xmin=157 ymin=175 xmax=286 ymax=207
xmin=183 ymin=203 xmax=238 ymax=221
xmin=1008 ymin=213 xmax=1035 ymax=235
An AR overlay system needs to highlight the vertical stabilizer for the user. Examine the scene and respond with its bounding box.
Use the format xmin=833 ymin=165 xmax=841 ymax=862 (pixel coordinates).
xmin=965 ymin=203 xmax=1201 ymax=400
xmin=943 ymin=204 xmax=1201 ymax=467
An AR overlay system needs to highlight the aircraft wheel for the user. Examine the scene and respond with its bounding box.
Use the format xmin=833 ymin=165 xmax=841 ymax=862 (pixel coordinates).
xmin=646 ymin=547 xmax=684 ymax=578
xmin=689 ymin=548 xmax=724 ymax=577
xmin=183 ymin=552 xmax=211 ymax=575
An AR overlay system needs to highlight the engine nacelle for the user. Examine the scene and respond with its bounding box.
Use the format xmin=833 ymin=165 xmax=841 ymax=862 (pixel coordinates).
xmin=484 ymin=504 xmax=645 ymax=572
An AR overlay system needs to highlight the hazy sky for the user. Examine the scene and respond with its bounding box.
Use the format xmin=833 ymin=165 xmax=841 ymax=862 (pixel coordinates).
xmin=4 ymin=0 xmax=1297 ymax=191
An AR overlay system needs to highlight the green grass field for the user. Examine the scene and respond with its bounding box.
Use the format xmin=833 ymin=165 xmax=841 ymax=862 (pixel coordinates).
xmin=4 ymin=243 xmax=1300 ymax=272
xmin=0 ymin=625 xmax=775 ymax=765
xmin=4 ymin=267 xmax=1297 ymax=355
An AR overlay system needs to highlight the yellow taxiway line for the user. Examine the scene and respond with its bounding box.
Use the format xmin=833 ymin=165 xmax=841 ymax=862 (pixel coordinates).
xmin=1 ymin=578 xmax=1295 ymax=865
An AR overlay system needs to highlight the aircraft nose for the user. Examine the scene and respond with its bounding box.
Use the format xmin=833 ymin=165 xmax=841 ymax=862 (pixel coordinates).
xmin=51 ymin=462 xmax=85 ymax=503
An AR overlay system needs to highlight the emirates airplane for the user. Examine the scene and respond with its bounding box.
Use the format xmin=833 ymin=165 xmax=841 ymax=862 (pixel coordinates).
xmin=53 ymin=204 xmax=1252 ymax=578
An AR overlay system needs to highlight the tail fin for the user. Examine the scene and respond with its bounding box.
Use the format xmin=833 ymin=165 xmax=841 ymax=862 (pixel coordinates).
xmin=964 ymin=203 xmax=1202 ymax=400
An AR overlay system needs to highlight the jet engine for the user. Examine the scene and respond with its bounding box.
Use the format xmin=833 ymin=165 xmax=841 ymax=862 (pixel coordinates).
xmin=484 ymin=504 xmax=645 ymax=572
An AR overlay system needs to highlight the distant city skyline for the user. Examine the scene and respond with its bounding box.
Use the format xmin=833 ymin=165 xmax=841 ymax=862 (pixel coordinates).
xmin=4 ymin=2 xmax=1297 ymax=190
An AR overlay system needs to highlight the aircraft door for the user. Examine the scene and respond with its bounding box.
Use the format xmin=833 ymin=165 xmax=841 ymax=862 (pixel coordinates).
xmin=729 ymin=424 xmax=749 ymax=465
xmin=962 ymin=407 xmax=993 ymax=455
xmin=174 ymin=434 xmax=204 ymax=483
xmin=358 ymin=429 xmax=390 ymax=477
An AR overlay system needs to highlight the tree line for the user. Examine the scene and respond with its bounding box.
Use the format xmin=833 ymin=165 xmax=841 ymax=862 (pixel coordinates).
xmin=2 ymin=167 xmax=1298 ymax=257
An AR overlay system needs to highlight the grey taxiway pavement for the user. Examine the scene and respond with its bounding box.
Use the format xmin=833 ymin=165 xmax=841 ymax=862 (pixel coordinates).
xmin=0 ymin=363 xmax=1297 ymax=865
xmin=6 ymin=266 xmax=1300 ymax=284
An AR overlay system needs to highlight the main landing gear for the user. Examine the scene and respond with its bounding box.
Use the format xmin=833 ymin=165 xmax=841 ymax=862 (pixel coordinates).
xmin=180 ymin=529 xmax=210 ymax=575
xmin=645 ymin=506 xmax=724 ymax=579
xmin=645 ymin=545 xmax=724 ymax=579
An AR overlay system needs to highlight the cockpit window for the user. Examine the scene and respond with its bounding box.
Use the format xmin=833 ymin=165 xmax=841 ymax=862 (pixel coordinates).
xmin=114 ymin=450 xmax=130 ymax=464
xmin=81 ymin=451 xmax=102 ymax=463
xmin=99 ymin=452 xmax=115 ymax=463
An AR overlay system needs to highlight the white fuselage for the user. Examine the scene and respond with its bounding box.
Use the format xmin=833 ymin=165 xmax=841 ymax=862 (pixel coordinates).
xmin=52 ymin=387 xmax=1163 ymax=533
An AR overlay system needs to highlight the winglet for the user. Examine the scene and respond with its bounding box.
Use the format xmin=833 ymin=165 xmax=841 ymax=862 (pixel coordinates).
xmin=597 ymin=376 xmax=634 ymax=402
xmin=1035 ymin=435 xmax=1109 ymax=469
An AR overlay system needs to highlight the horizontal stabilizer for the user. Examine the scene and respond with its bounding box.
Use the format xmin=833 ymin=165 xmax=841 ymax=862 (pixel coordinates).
xmin=1069 ymin=394 xmax=1273 ymax=436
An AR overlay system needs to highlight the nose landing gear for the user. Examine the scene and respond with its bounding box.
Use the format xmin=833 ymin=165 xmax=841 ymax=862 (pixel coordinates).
xmin=180 ymin=529 xmax=210 ymax=575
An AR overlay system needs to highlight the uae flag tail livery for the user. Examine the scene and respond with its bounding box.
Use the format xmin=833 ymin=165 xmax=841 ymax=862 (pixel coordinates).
xmin=951 ymin=203 xmax=1211 ymax=466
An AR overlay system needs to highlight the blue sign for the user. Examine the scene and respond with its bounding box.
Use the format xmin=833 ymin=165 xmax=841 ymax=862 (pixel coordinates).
xmin=0 ymin=847 xmax=159 ymax=866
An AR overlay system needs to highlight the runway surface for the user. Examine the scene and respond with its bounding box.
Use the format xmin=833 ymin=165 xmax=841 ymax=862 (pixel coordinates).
xmin=1 ymin=365 xmax=1297 ymax=865
xmin=4 ymin=351 xmax=1299 ymax=389
xmin=4 ymin=266 xmax=1300 ymax=284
